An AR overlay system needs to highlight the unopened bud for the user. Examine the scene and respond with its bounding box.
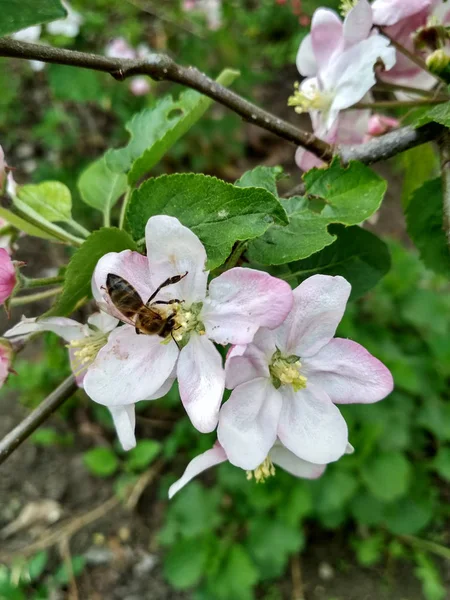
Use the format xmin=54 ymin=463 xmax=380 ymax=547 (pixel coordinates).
xmin=426 ymin=49 xmax=450 ymax=74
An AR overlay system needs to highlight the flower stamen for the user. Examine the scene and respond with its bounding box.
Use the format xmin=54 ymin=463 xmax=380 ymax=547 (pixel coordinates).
xmin=288 ymin=81 xmax=332 ymax=114
xmin=339 ymin=0 xmax=357 ymax=16
xmin=246 ymin=456 xmax=276 ymax=483
xmin=269 ymin=349 xmax=307 ymax=392
xmin=67 ymin=330 xmax=108 ymax=375
xmin=171 ymin=302 xmax=205 ymax=345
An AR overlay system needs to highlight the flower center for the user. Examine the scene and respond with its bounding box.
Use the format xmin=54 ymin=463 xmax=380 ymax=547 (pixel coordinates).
xmin=288 ymin=81 xmax=333 ymax=114
xmin=246 ymin=456 xmax=276 ymax=483
xmin=68 ymin=330 xmax=108 ymax=375
xmin=269 ymin=349 xmax=307 ymax=392
xmin=171 ymin=301 xmax=205 ymax=346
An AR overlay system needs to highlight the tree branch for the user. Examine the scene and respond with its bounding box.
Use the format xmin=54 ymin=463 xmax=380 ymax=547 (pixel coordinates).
xmin=338 ymin=121 xmax=444 ymax=165
xmin=0 ymin=375 xmax=77 ymax=465
xmin=0 ymin=38 xmax=333 ymax=161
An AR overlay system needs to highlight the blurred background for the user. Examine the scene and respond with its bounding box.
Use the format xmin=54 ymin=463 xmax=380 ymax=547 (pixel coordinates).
xmin=0 ymin=1 xmax=449 ymax=599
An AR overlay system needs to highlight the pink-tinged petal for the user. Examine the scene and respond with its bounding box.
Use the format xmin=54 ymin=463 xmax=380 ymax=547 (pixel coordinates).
xmin=372 ymin=0 xmax=433 ymax=26
xmin=168 ymin=442 xmax=227 ymax=499
xmin=104 ymin=37 xmax=136 ymax=60
xmin=147 ymin=371 xmax=176 ymax=399
xmin=87 ymin=311 xmax=119 ymax=334
xmin=130 ymin=77 xmax=151 ymax=96
xmin=225 ymin=328 xmax=275 ymax=389
xmin=367 ymin=114 xmax=400 ymax=137
xmin=217 ymin=378 xmax=283 ymax=470
xmin=0 ymin=341 xmax=13 ymax=386
xmin=277 ymin=384 xmax=348 ymax=464
xmin=296 ymin=34 xmax=317 ymax=77
xmin=69 ymin=346 xmax=87 ymax=387
xmin=269 ymin=443 xmax=326 ymax=479
xmin=84 ymin=325 xmax=178 ymax=407
xmin=203 ymin=268 xmax=293 ymax=345
xmin=109 ymin=405 xmax=136 ymax=451
xmin=326 ymin=35 xmax=396 ymax=122
xmin=0 ymin=249 xmax=16 ymax=304
xmin=92 ymin=250 xmax=152 ymax=323
xmin=0 ymin=145 xmax=5 ymax=190
xmin=343 ymin=0 xmax=373 ymax=47
xmin=4 ymin=316 xmax=88 ymax=343
xmin=295 ymin=146 xmax=326 ymax=171
xmin=145 ymin=216 xmax=208 ymax=304
xmin=275 ymin=275 xmax=351 ymax=358
xmin=310 ymin=9 xmax=344 ymax=71
xmin=303 ymin=338 xmax=394 ymax=404
xmin=177 ymin=334 xmax=224 ymax=433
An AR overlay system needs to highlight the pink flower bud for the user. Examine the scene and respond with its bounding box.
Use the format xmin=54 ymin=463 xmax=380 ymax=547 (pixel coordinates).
xmin=367 ymin=114 xmax=400 ymax=137
xmin=129 ymin=77 xmax=151 ymax=96
xmin=0 ymin=249 xmax=17 ymax=305
xmin=183 ymin=0 xmax=196 ymax=10
xmin=0 ymin=339 xmax=14 ymax=386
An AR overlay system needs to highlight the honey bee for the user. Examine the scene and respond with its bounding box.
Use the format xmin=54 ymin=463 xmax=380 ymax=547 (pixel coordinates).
xmin=106 ymin=272 xmax=188 ymax=341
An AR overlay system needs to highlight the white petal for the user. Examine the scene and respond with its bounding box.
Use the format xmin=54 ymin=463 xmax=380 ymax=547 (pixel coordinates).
xmin=84 ymin=325 xmax=178 ymax=406
xmin=371 ymin=0 xmax=432 ymax=26
xmin=4 ymin=316 xmax=88 ymax=343
xmin=87 ymin=311 xmax=119 ymax=333
xmin=145 ymin=215 xmax=208 ymax=304
xmin=217 ymin=378 xmax=282 ymax=470
xmin=277 ymin=384 xmax=348 ymax=464
xmin=269 ymin=443 xmax=326 ymax=479
xmin=168 ymin=443 xmax=227 ymax=499
xmin=303 ymin=338 xmax=394 ymax=404
xmin=296 ymin=34 xmax=317 ymax=77
xmin=225 ymin=328 xmax=275 ymax=389
xmin=203 ymin=267 xmax=293 ymax=345
xmin=92 ymin=250 xmax=153 ymax=323
xmin=177 ymin=334 xmax=224 ymax=433
xmin=109 ymin=405 xmax=136 ymax=451
xmin=310 ymin=9 xmax=344 ymax=71
xmin=343 ymin=0 xmax=373 ymax=46
xmin=275 ymin=275 xmax=351 ymax=358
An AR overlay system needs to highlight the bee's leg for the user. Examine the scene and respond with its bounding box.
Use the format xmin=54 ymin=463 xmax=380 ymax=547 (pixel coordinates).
xmin=146 ymin=272 xmax=188 ymax=304
xmin=135 ymin=327 xmax=141 ymax=335
xmin=170 ymin=330 xmax=181 ymax=350
xmin=152 ymin=299 xmax=182 ymax=305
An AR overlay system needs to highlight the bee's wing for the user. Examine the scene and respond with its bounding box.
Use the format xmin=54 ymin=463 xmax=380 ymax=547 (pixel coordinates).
xmin=107 ymin=274 xmax=145 ymax=319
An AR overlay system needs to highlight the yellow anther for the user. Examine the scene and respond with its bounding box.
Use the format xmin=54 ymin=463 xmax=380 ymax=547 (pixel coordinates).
xmin=288 ymin=86 xmax=332 ymax=115
xmin=269 ymin=352 xmax=307 ymax=392
xmin=339 ymin=0 xmax=357 ymax=16
xmin=246 ymin=457 xmax=276 ymax=484
xmin=67 ymin=331 xmax=108 ymax=375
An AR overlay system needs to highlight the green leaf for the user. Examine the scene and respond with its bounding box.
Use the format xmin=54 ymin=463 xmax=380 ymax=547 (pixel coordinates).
xmin=164 ymin=536 xmax=209 ymax=589
xmin=125 ymin=173 xmax=288 ymax=269
xmin=78 ymin=156 xmax=128 ymax=217
xmin=283 ymin=225 xmax=391 ymax=299
xmin=0 ymin=0 xmax=66 ymax=37
xmin=54 ymin=555 xmax=86 ymax=585
xmin=47 ymin=228 xmax=137 ymax=316
xmin=406 ymin=177 xmax=450 ymax=277
xmin=83 ymin=447 xmax=119 ymax=478
xmin=400 ymin=144 xmax=438 ymax=209
xmin=125 ymin=440 xmax=161 ymax=472
xmin=106 ymin=68 xmax=239 ymax=184
xmin=235 ymin=165 xmax=283 ymax=196
xmin=213 ymin=544 xmax=259 ymax=598
xmin=413 ymin=101 xmax=450 ymax=128
xmin=432 ymin=448 xmax=450 ymax=481
xmin=361 ymin=453 xmax=411 ymax=501
xmin=17 ymin=181 xmax=72 ymax=223
xmin=315 ymin=470 xmax=358 ymax=514
xmin=414 ymin=552 xmax=446 ymax=600
xmin=48 ymin=65 xmax=103 ymax=103
xmin=169 ymin=483 xmax=222 ymax=538
xmin=352 ymin=533 xmax=384 ymax=566
xmin=384 ymin=495 xmax=434 ymax=535
xmin=25 ymin=552 xmax=49 ymax=582
xmin=0 ymin=206 xmax=60 ymax=241
xmin=247 ymin=159 xmax=386 ymax=265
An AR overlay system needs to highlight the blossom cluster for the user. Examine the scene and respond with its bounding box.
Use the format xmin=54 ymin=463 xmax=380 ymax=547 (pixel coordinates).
xmin=292 ymin=0 xmax=450 ymax=170
xmin=4 ymin=215 xmax=393 ymax=497
xmin=104 ymin=38 xmax=153 ymax=96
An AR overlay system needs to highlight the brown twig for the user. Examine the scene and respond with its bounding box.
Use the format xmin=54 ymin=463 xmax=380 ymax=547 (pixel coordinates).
xmin=0 ymin=38 xmax=333 ymax=162
xmin=59 ymin=537 xmax=79 ymax=600
xmin=0 ymin=375 xmax=78 ymax=465
xmin=291 ymin=555 xmax=305 ymax=600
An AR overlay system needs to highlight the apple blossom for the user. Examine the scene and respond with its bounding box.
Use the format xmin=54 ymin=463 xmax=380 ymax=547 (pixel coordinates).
xmin=168 ymin=440 xmax=328 ymax=499
xmin=0 ymin=249 xmax=17 ymax=305
xmin=3 ymin=312 xmax=150 ymax=450
xmin=0 ymin=339 xmax=14 ymax=388
xmin=217 ymin=275 xmax=393 ymax=472
xmin=86 ymin=215 xmax=293 ymax=442
xmin=105 ymin=38 xmax=151 ymax=96
xmin=291 ymin=0 xmax=396 ymax=131
xmin=46 ymin=1 xmax=83 ymax=37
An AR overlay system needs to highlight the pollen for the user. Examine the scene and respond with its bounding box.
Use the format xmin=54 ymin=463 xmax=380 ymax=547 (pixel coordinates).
xmin=171 ymin=302 xmax=205 ymax=345
xmin=67 ymin=331 xmax=108 ymax=375
xmin=288 ymin=81 xmax=332 ymax=114
xmin=339 ymin=0 xmax=357 ymax=16
xmin=269 ymin=349 xmax=307 ymax=392
xmin=246 ymin=457 xmax=276 ymax=484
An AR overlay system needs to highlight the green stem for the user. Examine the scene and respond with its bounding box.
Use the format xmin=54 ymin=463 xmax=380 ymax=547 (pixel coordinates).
xmin=67 ymin=219 xmax=90 ymax=238
xmin=400 ymin=535 xmax=450 ymax=561
xmin=119 ymin=187 xmax=133 ymax=229
xmin=21 ymin=275 xmax=65 ymax=289
xmin=11 ymin=287 xmax=63 ymax=306
xmin=438 ymin=130 xmax=450 ymax=246
xmin=351 ymin=98 xmax=447 ymax=109
xmin=224 ymin=241 xmax=247 ymax=270
xmin=103 ymin=209 xmax=111 ymax=228
xmin=374 ymin=81 xmax=447 ymax=98
xmin=12 ymin=205 xmax=84 ymax=247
